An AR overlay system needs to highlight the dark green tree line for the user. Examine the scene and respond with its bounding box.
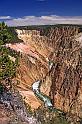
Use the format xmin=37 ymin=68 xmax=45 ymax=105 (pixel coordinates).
xmin=0 ymin=22 xmax=18 ymax=90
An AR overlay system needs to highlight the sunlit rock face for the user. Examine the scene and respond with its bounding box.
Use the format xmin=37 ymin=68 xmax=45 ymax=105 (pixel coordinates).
xmin=6 ymin=29 xmax=53 ymax=109
xmin=7 ymin=27 xmax=82 ymax=122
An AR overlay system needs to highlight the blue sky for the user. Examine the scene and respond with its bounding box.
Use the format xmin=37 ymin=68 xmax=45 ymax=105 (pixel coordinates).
xmin=0 ymin=0 xmax=82 ymax=26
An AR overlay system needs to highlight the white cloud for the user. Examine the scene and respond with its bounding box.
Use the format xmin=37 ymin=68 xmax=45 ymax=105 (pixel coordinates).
xmin=5 ymin=15 xmax=82 ymax=26
xmin=0 ymin=16 xmax=11 ymax=20
xmin=40 ymin=15 xmax=61 ymax=20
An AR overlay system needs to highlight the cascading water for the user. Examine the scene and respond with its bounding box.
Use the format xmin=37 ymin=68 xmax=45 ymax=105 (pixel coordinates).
xmin=32 ymin=60 xmax=64 ymax=114
xmin=32 ymin=80 xmax=53 ymax=107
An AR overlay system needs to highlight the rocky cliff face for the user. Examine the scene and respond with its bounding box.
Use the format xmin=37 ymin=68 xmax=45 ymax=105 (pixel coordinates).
xmin=47 ymin=27 xmax=82 ymax=123
xmin=7 ymin=27 xmax=82 ymax=123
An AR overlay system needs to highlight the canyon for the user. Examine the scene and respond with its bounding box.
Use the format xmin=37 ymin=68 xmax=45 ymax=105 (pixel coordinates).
xmin=5 ymin=27 xmax=82 ymax=123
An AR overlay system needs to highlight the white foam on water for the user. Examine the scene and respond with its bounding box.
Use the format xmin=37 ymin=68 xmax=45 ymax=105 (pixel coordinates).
xmin=32 ymin=80 xmax=41 ymax=91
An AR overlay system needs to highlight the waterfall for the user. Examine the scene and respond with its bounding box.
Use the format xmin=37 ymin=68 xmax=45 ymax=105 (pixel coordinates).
xmin=32 ymin=60 xmax=64 ymax=114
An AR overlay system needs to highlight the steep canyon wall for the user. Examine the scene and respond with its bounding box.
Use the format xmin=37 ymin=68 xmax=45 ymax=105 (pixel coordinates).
xmin=7 ymin=27 xmax=82 ymax=122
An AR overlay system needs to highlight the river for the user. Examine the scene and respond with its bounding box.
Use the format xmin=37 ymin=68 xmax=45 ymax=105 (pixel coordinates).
xmin=32 ymin=60 xmax=64 ymax=114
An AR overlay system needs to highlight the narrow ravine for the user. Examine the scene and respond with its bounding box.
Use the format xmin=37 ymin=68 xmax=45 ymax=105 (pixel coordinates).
xmin=32 ymin=60 xmax=64 ymax=114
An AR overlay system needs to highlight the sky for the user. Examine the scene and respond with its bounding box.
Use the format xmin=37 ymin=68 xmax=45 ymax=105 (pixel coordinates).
xmin=0 ymin=0 xmax=82 ymax=26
